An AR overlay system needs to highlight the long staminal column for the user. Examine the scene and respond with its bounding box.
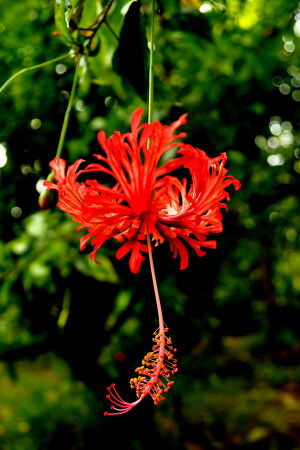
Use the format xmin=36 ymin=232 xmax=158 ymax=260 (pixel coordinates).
xmin=147 ymin=233 xmax=164 ymax=343
xmin=130 ymin=326 xmax=177 ymax=405
xmin=104 ymin=326 xmax=177 ymax=415
xmin=104 ymin=234 xmax=177 ymax=416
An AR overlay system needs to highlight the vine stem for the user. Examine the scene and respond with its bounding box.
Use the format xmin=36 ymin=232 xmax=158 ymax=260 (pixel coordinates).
xmin=104 ymin=21 xmax=119 ymax=42
xmin=55 ymin=55 xmax=82 ymax=159
xmin=148 ymin=0 xmax=155 ymax=125
xmin=146 ymin=2 xmax=163 ymax=339
xmin=87 ymin=0 xmax=116 ymax=47
xmin=46 ymin=54 xmax=82 ymax=183
xmin=0 ymin=53 xmax=71 ymax=95
xmin=147 ymin=234 xmax=165 ymax=338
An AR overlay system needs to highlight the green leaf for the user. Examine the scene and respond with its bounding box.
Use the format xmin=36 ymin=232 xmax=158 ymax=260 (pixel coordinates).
xmin=89 ymin=35 xmax=101 ymax=56
xmin=113 ymin=0 xmax=148 ymax=99
xmin=77 ymin=0 xmax=100 ymax=29
xmin=66 ymin=0 xmax=85 ymax=27
xmin=74 ymin=253 xmax=119 ymax=284
xmin=54 ymin=0 xmax=75 ymax=47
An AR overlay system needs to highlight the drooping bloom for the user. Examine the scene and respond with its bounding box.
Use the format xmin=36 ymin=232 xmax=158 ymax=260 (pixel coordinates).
xmin=44 ymin=108 xmax=241 ymax=415
xmin=44 ymin=108 xmax=241 ymax=274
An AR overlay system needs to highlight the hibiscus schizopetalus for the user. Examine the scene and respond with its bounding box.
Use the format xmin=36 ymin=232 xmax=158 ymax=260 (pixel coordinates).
xmin=44 ymin=108 xmax=240 ymax=273
xmin=44 ymin=108 xmax=241 ymax=414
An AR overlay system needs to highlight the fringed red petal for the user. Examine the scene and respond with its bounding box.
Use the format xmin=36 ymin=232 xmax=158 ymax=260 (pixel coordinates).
xmin=44 ymin=109 xmax=240 ymax=273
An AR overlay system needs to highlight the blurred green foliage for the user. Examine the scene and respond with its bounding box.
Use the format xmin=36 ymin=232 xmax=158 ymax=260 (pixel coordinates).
xmin=0 ymin=0 xmax=300 ymax=448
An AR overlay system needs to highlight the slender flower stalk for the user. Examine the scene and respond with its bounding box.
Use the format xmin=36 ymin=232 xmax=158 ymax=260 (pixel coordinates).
xmin=0 ymin=53 xmax=71 ymax=95
xmin=147 ymin=233 xmax=164 ymax=336
xmin=55 ymin=55 xmax=82 ymax=160
xmin=148 ymin=0 xmax=155 ymax=125
xmin=40 ymin=55 xmax=82 ymax=211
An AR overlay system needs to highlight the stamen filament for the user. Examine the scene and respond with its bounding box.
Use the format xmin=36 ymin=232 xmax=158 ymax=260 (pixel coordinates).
xmin=104 ymin=262 xmax=178 ymax=417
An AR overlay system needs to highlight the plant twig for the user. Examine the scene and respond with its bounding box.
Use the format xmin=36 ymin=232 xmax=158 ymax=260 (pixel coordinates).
xmin=0 ymin=53 xmax=71 ymax=95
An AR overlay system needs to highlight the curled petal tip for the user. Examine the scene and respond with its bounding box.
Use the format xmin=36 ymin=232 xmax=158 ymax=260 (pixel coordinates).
xmin=131 ymin=107 xmax=143 ymax=131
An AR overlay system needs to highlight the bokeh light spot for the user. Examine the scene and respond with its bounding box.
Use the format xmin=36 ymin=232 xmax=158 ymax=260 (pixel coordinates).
xmin=279 ymin=132 xmax=293 ymax=147
xmin=291 ymin=77 xmax=300 ymax=87
xmin=286 ymin=229 xmax=297 ymax=241
xmin=284 ymin=41 xmax=295 ymax=52
xmin=30 ymin=118 xmax=41 ymax=130
xmin=36 ymin=179 xmax=46 ymax=194
xmin=0 ymin=143 xmax=7 ymax=168
xmin=199 ymin=3 xmax=212 ymax=13
xmin=292 ymin=90 xmax=300 ymax=101
xmin=272 ymin=76 xmax=282 ymax=87
xmin=269 ymin=211 xmax=280 ymax=223
xmin=267 ymin=154 xmax=285 ymax=166
xmin=255 ymin=135 xmax=267 ymax=148
xmin=279 ymin=84 xmax=290 ymax=95
xmin=288 ymin=66 xmax=300 ymax=76
xmin=104 ymin=96 xmax=118 ymax=108
xmin=267 ymin=137 xmax=279 ymax=149
xmin=75 ymin=100 xmax=85 ymax=111
xmin=55 ymin=63 xmax=67 ymax=75
xmin=294 ymin=20 xmax=300 ymax=37
xmin=21 ymin=164 xmax=31 ymax=175
xmin=270 ymin=123 xmax=281 ymax=136
xmin=294 ymin=160 xmax=300 ymax=173
xmin=281 ymin=121 xmax=293 ymax=131
xmin=11 ymin=207 xmax=22 ymax=218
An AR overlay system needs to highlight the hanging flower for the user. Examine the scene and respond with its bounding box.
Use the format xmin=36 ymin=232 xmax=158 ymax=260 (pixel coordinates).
xmin=44 ymin=108 xmax=241 ymax=273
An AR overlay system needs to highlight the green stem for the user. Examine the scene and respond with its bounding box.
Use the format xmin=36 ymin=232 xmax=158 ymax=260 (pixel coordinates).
xmin=0 ymin=53 xmax=71 ymax=95
xmin=56 ymin=56 xmax=82 ymax=159
xmin=148 ymin=0 xmax=155 ymax=125
xmin=104 ymin=21 xmax=119 ymax=42
xmin=46 ymin=55 xmax=82 ymax=183
xmin=87 ymin=0 xmax=116 ymax=46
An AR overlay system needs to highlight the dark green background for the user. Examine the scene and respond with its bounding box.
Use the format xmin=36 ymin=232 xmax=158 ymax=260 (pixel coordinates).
xmin=0 ymin=0 xmax=300 ymax=448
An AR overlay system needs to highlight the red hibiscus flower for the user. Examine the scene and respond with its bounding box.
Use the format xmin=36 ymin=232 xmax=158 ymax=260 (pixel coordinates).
xmin=44 ymin=108 xmax=241 ymax=273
